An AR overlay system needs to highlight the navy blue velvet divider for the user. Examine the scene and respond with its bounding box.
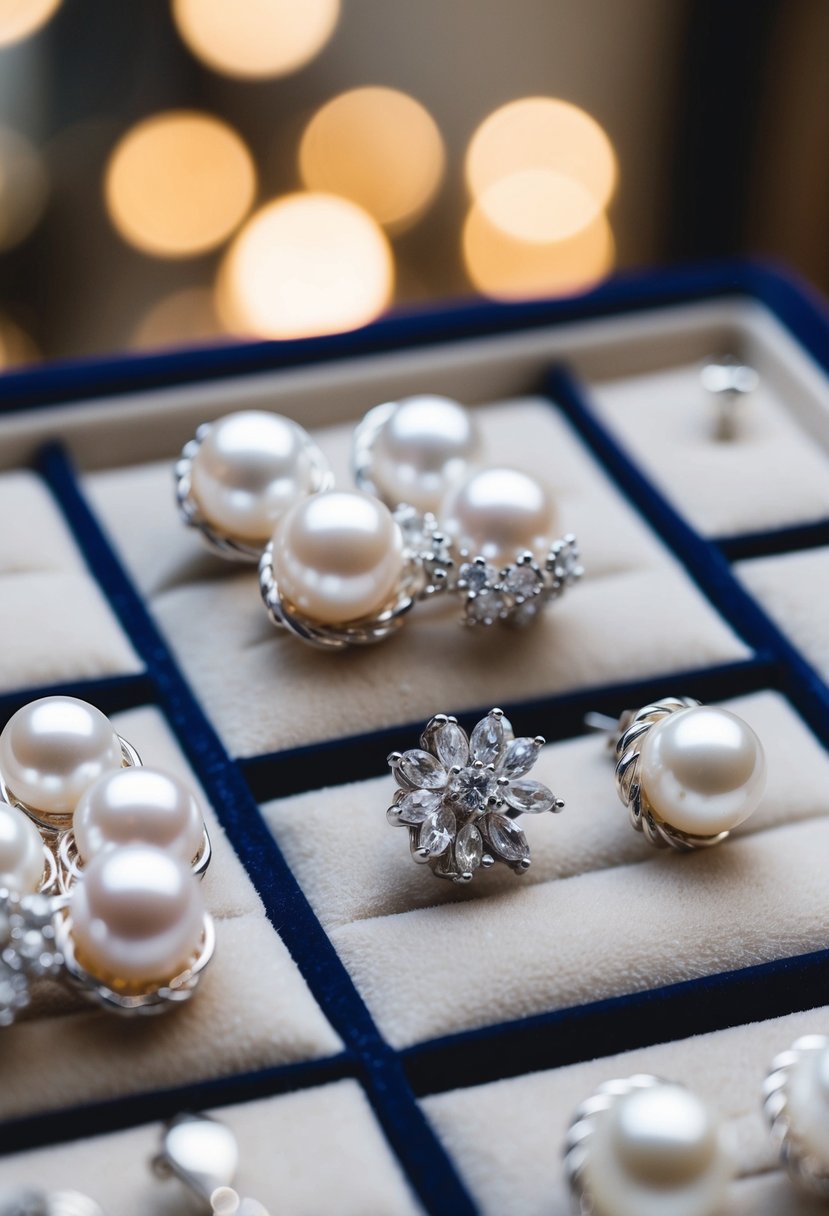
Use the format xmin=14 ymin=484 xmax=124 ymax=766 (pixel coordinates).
xmin=548 ymin=365 xmax=829 ymax=753
xmin=404 ymin=946 xmax=829 ymax=1099
xmin=34 ymin=443 xmax=478 ymax=1216
xmin=0 ymin=672 xmax=156 ymax=727
xmin=716 ymin=518 xmax=829 ymax=563
xmin=241 ymin=657 xmax=775 ymax=803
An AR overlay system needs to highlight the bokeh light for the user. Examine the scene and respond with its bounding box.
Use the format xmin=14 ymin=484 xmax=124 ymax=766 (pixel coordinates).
xmin=463 ymin=200 xmax=614 ymax=301
xmin=299 ymin=86 xmax=445 ymax=232
xmin=104 ymin=111 xmax=256 ymax=259
xmin=0 ymin=127 xmax=49 ymax=251
xmin=0 ymin=316 xmax=38 ymax=368
xmin=216 ymin=192 xmax=393 ymax=339
xmin=132 ymin=288 xmax=223 ymax=350
xmin=466 ymin=97 xmax=616 ymax=240
xmin=171 ymin=0 xmax=339 ymax=80
xmin=0 ymin=0 xmax=60 ymax=47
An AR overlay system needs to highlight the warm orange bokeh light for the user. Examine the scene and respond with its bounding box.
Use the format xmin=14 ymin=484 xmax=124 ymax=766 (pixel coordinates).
xmin=0 ymin=316 xmax=38 ymax=368
xmin=0 ymin=127 xmax=48 ymax=251
xmin=466 ymin=97 xmax=617 ymax=241
xmin=0 ymin=0 xmax=60 ymax=47
xmin=172 ymin=0 xmax=339 ymax=80
xmin=105 ymin=111 xmax=256 ymax=259
xmin=217 ymin=193 xmax=394 ymax=340
xmin=299 ymin=86 xmax=445 ymax=232
xmin=132 ymin=288 xmax=223 ymax=350
xmin=463 ymin=200 xmax=614 ymax=301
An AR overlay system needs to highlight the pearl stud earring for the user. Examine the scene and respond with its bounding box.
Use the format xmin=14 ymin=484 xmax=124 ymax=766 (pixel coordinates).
xmin=0 ymin=697 xmax=214 ymax=1023
xmin=352 ymin=394 xmax=483 ymax=515
xmin=763 ymin=1034 xmax=829 ymax=1197
xmin=564 ymin=1074 xmax=735 ymax=1216
xmin=595 ymin=696 xmax=766 ymax=850
xmin=176 ymin=410 xmax=333 ymax=560
xmin=386 ymin=708 xmax=564 ymax=882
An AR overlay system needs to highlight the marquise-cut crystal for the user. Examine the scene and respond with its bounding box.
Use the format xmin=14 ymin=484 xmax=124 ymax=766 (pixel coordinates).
xmin=485 ymin=813 xmax=530 ymax=863
xmin=419 ymin=807 xmax=455 ymax=856
xmin=434 ymin=720 xmax=469 ymax=769
xmin=505 ymin=778 xmax=556 ymax=814
xmin=397 ymin=788 xmax=443 ymax=824
xmin=470 ymin=712 xmax=510 ymax=766
xmin=503 ymin=736 xmax=542 ymax=777
xmin=446 ymin=765 xmax=496 ymax=813
xmin=455 ymin=822 xmax=483 ymax=873
xmin=399 ymin=749 xmax=447 ymax=789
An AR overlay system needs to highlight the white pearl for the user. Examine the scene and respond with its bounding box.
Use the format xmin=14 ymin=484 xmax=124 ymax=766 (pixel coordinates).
xmin=441 ymin=466 xmax=557 ymax=566
xmin=784 ymin=1042 xmax=829 ymax=1164
xmin=0 ymin=697 xmax=123 ymax=821
xmin=638 ymin=706 xmax=766 ymax=838
xmin=190 ymin=410 xmax=327 ymax=545
xmin=73 ymin=767 xmax=204 ymax=865
xmin=271 ymin=490 xmax=405 ymax=626
xmin=583 ymin=1083 xmax=733 ymax=1216
xmin=0 ymin=802 xmax=44 ymax=893
xmin=69 ymin=844 xmax=205 ymax=987
xmin=370 ymin=395 xmax=482 ymax=514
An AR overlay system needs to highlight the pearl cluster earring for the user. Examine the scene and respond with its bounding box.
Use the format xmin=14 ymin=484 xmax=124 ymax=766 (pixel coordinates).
xmin=0 ymin=696 xmax=213 ymax=1025
xmin=177 ymin=397 xmax=582 ymax=650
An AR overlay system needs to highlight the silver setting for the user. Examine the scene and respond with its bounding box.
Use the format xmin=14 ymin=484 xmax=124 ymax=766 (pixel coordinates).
xmin=175 ymin=421 xmax=333 ymax=562
xmin=763 ymin=1034 xmax=829 ymax=1197
xmin=564 ymin=1074 xmax=664 ymax=1214
xmin=56 ymin=824 xmax=213 ymax=894
xmin=351 ymin=399 xmax=398 ymax=501
xmin=57 ymin=908 xmax=215 ymax=1016
xmin=0 ymin=734 xmax=142 ymax=837
xmin=454 ymin=534 xmax=582 ymax=627
xmin=0 ymin=889 xmax=65 ymax=1026
xmin=153 ymin=1112 xmax=270 ymax=1215
xmin=701 ymin=355 xmax=759 ymax=442
xmin=387 ymin=708 xmax=563 ymax=883
xmin=258 ymin=542 xmax=422 ymax=650
xmin=613 ymin=696 xmax=729 ymax=851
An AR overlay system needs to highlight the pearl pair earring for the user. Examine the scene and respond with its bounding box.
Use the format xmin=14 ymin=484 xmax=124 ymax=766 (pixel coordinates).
xmin=176 ymin=395 xmax=581 ymax=650
xmin=566 ymin=1033 xmax=829 ymax=1215
xmin=385 ymin=697 xmax=766 ymax=883
xmin=0 ymin=696 xmax=213 ymax=1024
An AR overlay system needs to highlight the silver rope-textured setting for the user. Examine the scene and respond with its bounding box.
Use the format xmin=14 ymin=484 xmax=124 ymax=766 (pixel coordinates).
xmin=564 ymin=1074 xmax=664 ymax=1214
xmin=763 ymin=1034 xmax=829 ymax=1198
xmin=614 ymin=696 xmax=730 ymax=850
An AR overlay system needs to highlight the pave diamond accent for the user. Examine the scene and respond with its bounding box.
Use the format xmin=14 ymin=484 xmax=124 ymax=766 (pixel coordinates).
xmin=0 ymin=889 xmax=63 ymax=1026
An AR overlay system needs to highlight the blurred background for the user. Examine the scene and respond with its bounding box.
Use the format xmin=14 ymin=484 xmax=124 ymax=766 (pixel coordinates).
xmin=0 ymin=0 xmax=826 ymax=368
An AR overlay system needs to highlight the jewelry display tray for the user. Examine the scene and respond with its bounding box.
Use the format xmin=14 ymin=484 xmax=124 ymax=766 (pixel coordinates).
xmin=4 ymin=262 xmax=829 ymax=1214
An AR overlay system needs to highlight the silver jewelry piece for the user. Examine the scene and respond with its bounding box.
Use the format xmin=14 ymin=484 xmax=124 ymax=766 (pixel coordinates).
xmin=153 ymin=1113 xmax=270 ymax=1215
xmin=387 ymin=708 xmax=563 ymax=882
xmin=176 ymin=412 xmax=333 ymax=561
xmin=603 ymin=695 xmax=766 ymax=850
xmin=763 ymin=1034 xmax=829 ymax=1197
xmin=0 ymin=890 xmax=64 ymax=1026
xmin=565 ymin=1074 xmax=734 ymax=1216
xmin=700 ymin=355 xmax=759 ymax=441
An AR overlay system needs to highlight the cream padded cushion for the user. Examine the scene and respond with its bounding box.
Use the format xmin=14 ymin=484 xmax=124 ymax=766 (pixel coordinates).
xmin=423 ymin=1004 xmax=829 ymax=1215
xmin=0 ymin=1080 xmax=421 ymax=1215
xmin=589 ymin=362 xmax=829 ymax=536
xmin=737 ymin=546 xmax=829 ymax=677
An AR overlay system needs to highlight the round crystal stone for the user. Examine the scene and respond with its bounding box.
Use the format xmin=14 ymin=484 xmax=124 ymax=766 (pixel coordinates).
xmin=447 ymin=765 xmax=496 ymax=813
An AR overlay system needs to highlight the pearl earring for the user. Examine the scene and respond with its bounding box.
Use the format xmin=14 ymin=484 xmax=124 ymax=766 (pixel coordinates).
xmin=592 ymin=696 xmax=766 ymax=850
xmin=176 ymin=410 xmax=333 ymax=560
xmin=763 ymin=1034 xmax=829 ymax=1198
xmin=386 ymin=708 xmax=564 ymax=883
xmin=0 ymin=696 xmax=214 ymax=1024
xmin=564 ymin=1074 xmax=735 ymax=1216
